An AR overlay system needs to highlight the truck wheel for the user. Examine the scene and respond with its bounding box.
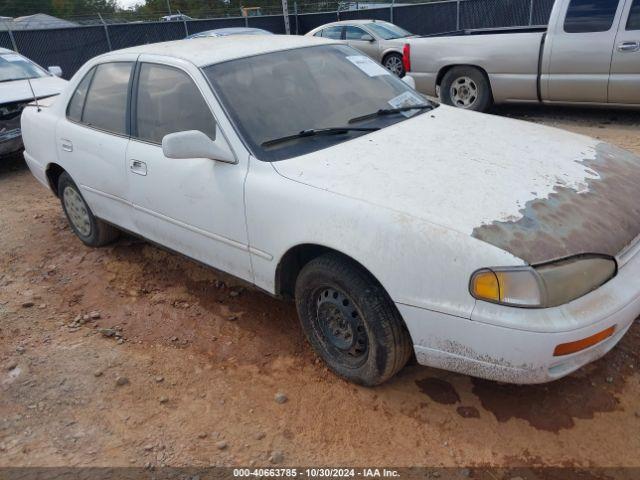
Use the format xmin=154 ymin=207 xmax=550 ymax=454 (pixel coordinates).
xmin=295 ymin=253 xmax=413 ymax=386
xmin=440 ymin=66 xmax=492 ymax=112
xmin=58 ymin=172 xmax=119 ymax=247
xmin=383 ymin=53 xmax=405 ymax=77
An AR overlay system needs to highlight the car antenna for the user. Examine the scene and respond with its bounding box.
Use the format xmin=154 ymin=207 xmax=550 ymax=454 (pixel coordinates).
xmin=26 ymin=77 xmax=41 ymax=112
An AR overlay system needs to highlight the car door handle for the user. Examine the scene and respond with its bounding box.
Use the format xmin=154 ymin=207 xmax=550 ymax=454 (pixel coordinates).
xmin=60 ymin=139 xmax=73 ymax=152
xmin=618 ymin=41 xmax=639 ymax=52
xmin=129 ymin=159 xmax=147 ymax=176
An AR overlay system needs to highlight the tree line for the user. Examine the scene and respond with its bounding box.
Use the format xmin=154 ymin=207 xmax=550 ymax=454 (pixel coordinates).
xmin=0 ymin=0 xmax=343 ymax=19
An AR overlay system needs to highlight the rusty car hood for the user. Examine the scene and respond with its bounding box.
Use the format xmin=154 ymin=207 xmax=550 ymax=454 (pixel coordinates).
xmin=272 ymin=105 xmax=640 ymax=264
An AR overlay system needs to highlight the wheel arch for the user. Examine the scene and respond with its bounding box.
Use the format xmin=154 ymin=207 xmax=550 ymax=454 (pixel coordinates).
xmin=45 ymin=163 xmax=66 ymax=197
xmin=274 ymin=243 xmax=392 ymax=303
xmin=381 ymin=49 xmax=403 ymax=62
xmin=436 ymin=64 xmax=492 ymax=90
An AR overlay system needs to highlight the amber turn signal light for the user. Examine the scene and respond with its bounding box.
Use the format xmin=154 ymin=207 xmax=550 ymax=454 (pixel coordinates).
xmin=553 ymin=326 xmax=616 ymax=356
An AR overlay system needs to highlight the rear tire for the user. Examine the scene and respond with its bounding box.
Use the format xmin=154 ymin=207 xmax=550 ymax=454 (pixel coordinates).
xmin=58 ymin=172 xmax=119 ymax=247
xmin=383 ymin=52 xmax=405 ymax=77
xmin=295 ymin=253 xmax=413 ymax=386
xmin=440 ymin=66 xmax=492 ymax=112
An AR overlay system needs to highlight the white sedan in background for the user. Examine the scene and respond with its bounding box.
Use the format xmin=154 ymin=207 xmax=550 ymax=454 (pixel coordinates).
xmin=21 ymin=36 xmax=640 ymax=386
xmin=186 ymin=27 xmax=273 ymax=39
xmin=0 ymin=48 xmax=66 ymax=158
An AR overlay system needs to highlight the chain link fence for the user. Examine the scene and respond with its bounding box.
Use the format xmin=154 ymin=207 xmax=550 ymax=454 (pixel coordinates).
xmin=1 ymin=0 xmax=555 ymax=79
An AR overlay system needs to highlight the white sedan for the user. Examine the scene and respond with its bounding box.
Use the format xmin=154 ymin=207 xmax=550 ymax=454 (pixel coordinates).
xmin=0 ymin=48 xmax=66 ymax=158
xmin=21 ymin=35 xmax=640 ymax=385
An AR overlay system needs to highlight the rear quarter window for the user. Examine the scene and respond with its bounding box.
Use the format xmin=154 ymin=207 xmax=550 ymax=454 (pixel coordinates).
xmin=66 ymin=68 xmax=95 ymax=123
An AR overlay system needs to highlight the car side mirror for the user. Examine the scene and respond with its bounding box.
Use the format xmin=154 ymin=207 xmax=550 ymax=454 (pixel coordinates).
xmin=361 ymin=34 xmax=374 ymax=42
xmin=401 ymin=74 xmax=416 ymax=89
xmin=162 ymin=130 xmax=236 ymax=164
xmin=48 ymin=66 xmax=63 ymax=77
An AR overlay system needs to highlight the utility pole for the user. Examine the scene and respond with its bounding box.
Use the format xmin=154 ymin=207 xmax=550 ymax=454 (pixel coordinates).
xmin=282 ymin=0 xmax=290 ymax=35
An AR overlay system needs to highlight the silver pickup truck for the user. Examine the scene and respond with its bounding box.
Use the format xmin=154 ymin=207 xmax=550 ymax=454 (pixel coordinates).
xmin=406 ymin=0 xmax=640 ymax=111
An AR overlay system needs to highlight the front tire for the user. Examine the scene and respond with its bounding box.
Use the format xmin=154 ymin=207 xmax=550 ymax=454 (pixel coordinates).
xmin=440 ymin=66 xmax=492 ymax=112
xmin=58 ymin=172 xmax=119 ymax=247
xmin=295 ymin=253 xmax=413 ymax=386
xmin=383 ymin=53 xmax=405 ymax=77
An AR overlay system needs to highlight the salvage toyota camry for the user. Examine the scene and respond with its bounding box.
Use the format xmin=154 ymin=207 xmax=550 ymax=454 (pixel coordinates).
xmin=21 ymin=36 xmax=640 ymax=385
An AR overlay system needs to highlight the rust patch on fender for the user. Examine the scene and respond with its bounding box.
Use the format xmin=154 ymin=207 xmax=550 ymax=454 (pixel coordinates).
xmin=472 ymin=143 xmax=640 ymax=263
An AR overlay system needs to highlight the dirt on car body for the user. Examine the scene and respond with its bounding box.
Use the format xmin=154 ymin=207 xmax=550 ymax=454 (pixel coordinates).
xmin=2 ymin=106 xmax=640 ymax=468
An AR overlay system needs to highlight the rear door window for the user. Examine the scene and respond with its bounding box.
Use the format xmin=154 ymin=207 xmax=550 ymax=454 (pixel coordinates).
xmin=320 ymin=26 xmax=343 ymax=39
xmin=81 ymin=62 xmax=133 ymax=135
xmin=134 ymin=63 xmax=215 ymax=145
xmin=627 ymin=0 xmax=640 ymax=29
xmin=564 ymin=0 xmax=620 ymax=33
xmin=345 ymin=26 xmax=368 ymax=40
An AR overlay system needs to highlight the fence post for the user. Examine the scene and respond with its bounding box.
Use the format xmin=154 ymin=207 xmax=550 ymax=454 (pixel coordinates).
xmin=282 ymin=0 xmax=291 ymax=34
xmin=456 ymin=0 xmax=461 ymax=30
xmin=294 ymin=1 xmax=299 ymax=35
xmin=98 ymin=13 xmax=112 ymax=51
xmin=390 ymin=0 xmax=395 ymax=23
xmin=528 ymin=0 xmax=534 ymax=25
xmin=336 ymin=2 xmax=341 ymax=20
xmin=7 ymin=23 xmax=19 ymax=52
xmin=178 ymin=10 xmax=189 ymax=37
xmin=244 ymin=14 xmax=249 ymax=28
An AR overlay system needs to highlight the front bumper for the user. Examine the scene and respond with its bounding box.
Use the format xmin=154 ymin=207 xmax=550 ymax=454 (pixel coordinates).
xmin=400 ymin=243 xmax=640 ymax=384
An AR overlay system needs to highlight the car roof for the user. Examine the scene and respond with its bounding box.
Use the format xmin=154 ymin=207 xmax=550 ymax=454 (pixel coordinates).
xmin=101 ymin=34 xmax=336 ymax=67
xmin=314 ymin=19 xmax=389 ymax=27
xmin=0 ymin=47 xmax=15 ymax=54
xmin=194 ymin=27 xmax=271 ymax=35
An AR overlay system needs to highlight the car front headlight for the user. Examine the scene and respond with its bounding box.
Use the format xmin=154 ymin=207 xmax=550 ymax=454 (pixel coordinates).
xmin=470 ymin=254 xmax=617 ymax=308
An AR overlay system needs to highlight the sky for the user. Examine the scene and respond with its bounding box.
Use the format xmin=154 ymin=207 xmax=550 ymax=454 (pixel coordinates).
xmin=117 ymin=0 xmax=143 ymax=7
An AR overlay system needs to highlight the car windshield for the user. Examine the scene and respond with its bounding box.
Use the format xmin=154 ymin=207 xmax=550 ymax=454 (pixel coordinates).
xmin=366 ymin=22 xmax=412 ymax=39
xmin=203 ymin=45 xmax=433 ymax=161
xmin=0 ymin=53 xmax=48 ymax=83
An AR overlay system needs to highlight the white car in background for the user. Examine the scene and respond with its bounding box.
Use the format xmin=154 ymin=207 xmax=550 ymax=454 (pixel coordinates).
xmin=0 ymin=48 xmax=66 ymax=158
xmin=21 ymin=36 xmax=640 ymax=386
xmin=186 ymin=27 xmax=273 ymax=39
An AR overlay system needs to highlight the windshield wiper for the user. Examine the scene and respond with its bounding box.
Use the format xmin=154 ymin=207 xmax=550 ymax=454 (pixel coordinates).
xmin=348 ymin=104 xmax=433 ymax=124
xmin=261 ymin=127 xmax=379 ymax=148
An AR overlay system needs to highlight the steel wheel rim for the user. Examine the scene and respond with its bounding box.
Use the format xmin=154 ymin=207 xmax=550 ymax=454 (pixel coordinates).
xmin=450 ymin=76 xmax=478 ymax=108
xmin=63 ymin=186 xmax=91 ymax=237
xmin=385 ymin=56 xmax=404 ymax=76
xmin=315 ymin=287 xmax=368 ymax=367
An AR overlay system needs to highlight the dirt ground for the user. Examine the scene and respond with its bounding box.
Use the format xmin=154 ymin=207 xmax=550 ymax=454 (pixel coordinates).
xmin=1 ymin=105 xmax=640 ymax=471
